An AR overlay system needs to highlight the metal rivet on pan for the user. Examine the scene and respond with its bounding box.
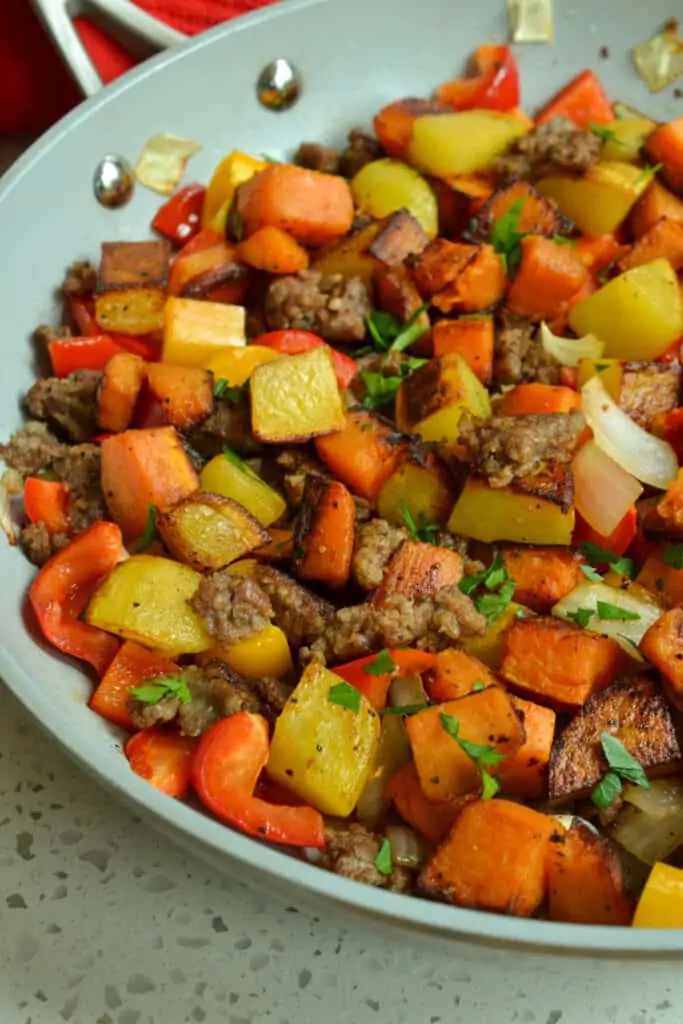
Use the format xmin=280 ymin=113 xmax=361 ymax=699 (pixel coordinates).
xmin=256 ymin=58 xmax=302 ymax=112
xmin=93 ymin=154 xmax=135 ymax=208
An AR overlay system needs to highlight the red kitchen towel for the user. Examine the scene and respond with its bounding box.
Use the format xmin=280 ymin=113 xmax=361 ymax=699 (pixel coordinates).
xmin=0 ymin=0 xmax=278 ymax=134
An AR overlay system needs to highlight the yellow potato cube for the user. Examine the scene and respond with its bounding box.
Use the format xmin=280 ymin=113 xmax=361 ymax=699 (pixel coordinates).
xmin=351 ymin=158 xmax=438 ymax=238
xmin=396 ymin=353 xmax=491 ymax=443
xmin=599 ymin=117 xmax=657 ymax=163
xmin=536 ymin=161 xmax=649 ymax=236
xmin=156 ymin=493 xmax=269 ymax=572
xmin=250 ymin=346 xmax=345 ymax=442
xmin=163 ymin=297 xmax=246 ymax=366
xmin=408 ymin=111 xmax=527 ymax=178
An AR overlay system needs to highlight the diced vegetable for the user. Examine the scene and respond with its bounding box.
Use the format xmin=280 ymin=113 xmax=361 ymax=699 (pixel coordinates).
xmin=427 ymin=648 xmax=499 ymax=702
xmin=576 ymin=357 xmax=623 ymax=401
xmin=633 ymin=863 xmax=683 ymax=928
xmin=126 ymin=728 xmax=198 ymax=797
xmin=313 ymin=211 xmax=429 ymax=287
xmin=90 ymin=640 xmax=178 ymax=730
xmin=23 ymin=478 xmax=69 ymax=535
xmin=204 ymin=345 xmax=279 ymax=384
xmin=432 ymin=244 xmax=507 ymax=314
xmin=134 ymin=133 xmax=201 ymax=196
xmin=204 ymin=625 xmax=292 ymax=680
xmin=372 ymin=541 xmax=463 ymax=605
xmin=238 ymin=226 xmax=309 ymax=274
xmin=508 ymin=0 xmax=553 ymax=43
xmin=199 ymin=451 xmax=286 ymax=527
xmin=447 ymin=468 xmax=576 ymax=546
xmin=645 ymin=117 xmax=683 ymax=193
xmin=507 ymin=236 xmax=588 ymax=322
xmin=100 ymin=427 xmax=199 ymax=540
xmin=497 ymin=695 xmax=555 ymax=800
xmin=640 ymin=607 xmax=683 ymax=709
xmin=436 ymin=45 xmax=520 ymax=113
xmin=637 ymin=555 xmax=683 ymax=609
xmin=613 ymin=779 xmax=683 ymax=866
xmin=630 ymin=179 xmax=683 ymax=239
xmin=386 ymin=761 xmax=465 ymax=843
xmin=202 ymin=151 xmax=267 ymax=230
xmin=356 ymin=715 xmax=412 ymax=825
xmin=252 ymin=329 xmax=357 ymax=390
xmin=333 ymin=649 xmax=436 ymax=712
xmin=572 ymin=440 xmax=644 ymax=538
xmin=598 ymin=117 xmax=657 ymax=162
xmin=396 ymin=353 xmax=491 ymax=443
xmin=618 ymin=216 xmax=683 ymax=273
xmin=49 ymin=335 xmax=125 ymax=377
xmin=86 ymin=554 xmax=211 ymax=657
xmin=267 ymin=661 xmax=380 ymax=817
xmin=503 ymin=546 xmax=582 ymax=613
xmin=377 ymin=448 xmax=454 ymax=528
xmin=500 ymin=383 xmax=580 ymax=416
xmin=95 ymin=241 xmax=170 ymax=335
xmin=553 ymin=577 xmax=664 ymax=658
xmin=500 ymin=616 xmax=625 ymax=711
xmin=537 ymin=162 xmax=649 ymax=237
xmin=140 ymin=363 xmax=213 ymax=430
xmin=419 ymin=799 xmax=556 ymax=914
xmin=167 ymin=236 xmax=247 ymax=302
xmin=547 ymin=821 xmax=633 ymax=925
xmin=536 ymin=69 xmax=613 ymax=128
xmin=97 ymin=352 xmax=146 ymax=433
xmin=152 ymin=182 xmax=206 ymax=244
xmin=237 ymin=164 xmax=354 ymax=247
xmin=250 ymin=347 xmax=345 ymax=443
xmin=407 ymin=111 xmax=527 ymax=178
xmin=156 ymin=494 xmax=269 ymax=572
xmin=634 ymin=23 xmax=683 ymax=94
xmin=432 ymin=316 xmax=494 ymax=383
xmin=351 ymin=158 xmax=438 ymax=238
xmin=292 ymin=477 xmax=355 ymax=588
xmin=569 ymin=259 xmax=683 ymax=359
xmin=162 ymin=297 xmax=246 ymax=366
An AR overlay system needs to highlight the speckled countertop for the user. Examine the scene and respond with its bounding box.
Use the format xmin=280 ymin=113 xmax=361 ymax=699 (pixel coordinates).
xmin=1 ymin=686 xmax=683 ymax=1024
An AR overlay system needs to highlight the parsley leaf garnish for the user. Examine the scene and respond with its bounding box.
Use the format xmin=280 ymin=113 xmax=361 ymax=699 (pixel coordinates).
xmin=663 ymin=544 xmax=683 ymax=570
xmin=365 ymin=306 xmax=429 ymax=355
xmin=136 ymin=504 xmax=158 ymax=553
xmin=379 ymin=703 xmax=428 ymax=716
xmin=400 ymin=501 xmax=440 ymax=545
xmin=589 ymin=121 xmax=623 ymax=145
xmin=579 ymin=541 xmax=637 ymax=580
xmin=360 ymin=357 xmax=427 ymax=410
xmin=633 ymin=163 xmax=663 ymax=188
xmin=488 ymin=198 xmax=528 ymax=274
xmin=328 ymin=682 xmax=361 ymax=713
xmin=596 ymin=600 xmax=640 ymax=622
xmin=374 ymin=838 xmax=393 ymax=876
xmin=472 ymin=681 xmax=486 ymax=692
xmin=566 ymin=607 xmax=593 ymax=628
xmin=131 ymin=674 xmax=192 ymax=705
xmin=475 ymin=581 xmax=516 ymax=622
xmin=580 ymin=564 xmax=603 ymax=582
xmin=591 ymin=732 xmax=650 ymax=809
xmin=363 ymin=649 xmax=396 ymax=676
xmin=440 ymin=713 xmax=502 ymax=800
xmin=458 ymin=553 xmax=515 ymax=623
xmin=222 ymin=447 xmax=262 ymax=480
xmin=214 ymin=378 xmax=247 ymax=403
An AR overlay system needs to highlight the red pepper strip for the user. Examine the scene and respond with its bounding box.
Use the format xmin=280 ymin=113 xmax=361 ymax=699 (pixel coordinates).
xmin=23 ymin=478 xmax=70 ymax=534
xmin=573 ymin=505 xmax=638 ymax=559
xmin=536 ymin=69 xmax=613 ymax=128
xmin=151 ymin=182 xmax=206 ymax=245
xmin=126 ymin=728 xmax=198 ymax=798
xmin=68 ymin=297 xmax=161 ymax=362
xmin=436 ymin=45 xmax=520 ymax=112
xmin=175 ymin=226 xmax=224 ymax=259
xmin=192 ymin=712 xmax=326 ymax=848
xmin=49 ymin=335 xmax=125 ymax=377
xmin=28 ymin=521 xmax=124 ymax=677
xmin=332 ymin=649 xmax=437 ymax=711
xmin=253 ymin=330 xmax=357 ymax=389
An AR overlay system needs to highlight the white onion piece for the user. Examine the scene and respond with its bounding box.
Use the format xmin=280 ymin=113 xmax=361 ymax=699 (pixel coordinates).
xmin=508 ymin=0 xmax=553 ymax=43
xmin=356 ymin=716 xmax=411 ymax=824
xmin=0 ymin=485 xmax=15 ymax=545
xmin=135 ymin=133 xmax=202 ymax=195
xmin=539 ymin=322 xmax=604 ymax=367
xmin=389 ymin=673 xmax=426 ymax=708
xmin=581 ymin=376 xmax=678 ymax=490
xmin=572 ymin=440 xmax=643 ymax=536
xmin=552 ymin=579 xmax=664 ymax=657
xmin=385 ymin=825 xmax=428 ymax=869
xmin=613 ymin=800 xmax=683 ymax=865
xmin=633 ymin=22 xmax=683 ymax=94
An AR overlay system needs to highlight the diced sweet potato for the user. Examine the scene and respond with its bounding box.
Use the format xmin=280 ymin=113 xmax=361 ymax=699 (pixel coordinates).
xmin=432 ymin=317 xmax=494 ymax=384
xmin=386 ymin=761 xmax=467 ymax=843
xmin=140 ymin=363 xmax=214 ymax=430
xmin=292 ymin=476 xmax=355 ymax=588
xmin=500 ymin=616 xmax=625 ymax=712
xmin=314 ymin=408 xmax=408 ymax=502
xmin=372 ymin=541 xmax=463 ymax=606
xmin=375 ymin=265 xmax=430 ymax=327
xmin=547 ymin=821 xmax=634 ymax=925
xmin=432 ymin=244 xmax=507 ymax=315
xmin=395 ymin=353 xmax=491 ymax=444
xmin=637 ymin=555 xmax=683 ymax=609
xmin=95 ymin=241 xmax=171 ymax=335
xmin=409 ymin=238 xmax=477 ymax=295
xmin=502 ymin=546 xmax=583 ymax=613
xmin=419 ymin=799 xmax=556 ymax=915
xmin=427 ymin=648 xmax=498 ymax=702
xmin=369 ymin=209 xmax=430 ymax=265
xmin=465 ymin=181 xmax=572 ymax=242
xmin=548 ymin=677 xmax=681 ymax=803
xmin=618 ymin=217 xmax=683 ymax=274
xmin=250 ymin=347 xmax=345 ymax=442
xmin=640 ymin=607 xmax=683 ymax=709
xmin=97 ymin=352 xmax=147 ymax=433
xmin=497 ymin=695 xmax=555 ymax=800
xmin=507 ymin=235 xmax=588 ymax=323
xmin=629 ymin=180 xmax=683 ymax=240
xmin=406 ymin=687 xmax=524 ymax=802
xmin=156 ymin=493 xmax=269 ymax=572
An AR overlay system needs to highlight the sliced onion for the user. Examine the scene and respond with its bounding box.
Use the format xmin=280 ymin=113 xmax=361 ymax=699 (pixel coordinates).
xmin=552 ymin=578 xmax=664 ymax=657
xmin=508 ymin=0 xmax=553 ymax=43
xmin=614 ymin=780 xmax=683 ymax=864
xmin=624 ymin=777 xmax=683 ymax=820
xmin=385 ymin=825 xmax=429 ymax=869
xmin=135 ymin=133 xmax=202 ymax=195
xmin=0 ymin=468 xmax=22 ymax=546
xmin=572 ymin=440 xmax=643 ymax=536
xmin=634 ymin=20 xmax=683 ymax=94
xmin=389 ymin=673 xmax=426 ymax=708
xmin=581 ymin=376 xmax=678 ymax=490
xmin=539 ymin=322 xmax=604 ymax=367
xmin=356 ymin=716 xmax=411 ymax=824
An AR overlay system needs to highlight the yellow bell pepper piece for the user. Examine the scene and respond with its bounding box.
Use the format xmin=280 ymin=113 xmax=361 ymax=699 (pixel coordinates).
xmin=537 ymin=161 xmax=649 ymax=236
xmin=267 ymin=662 xmax=380 ymax=817
xmin=199 ymin=450 xmax=286 ymax=527
xmin=162 ymin=297 xmax=246 ymax=366
xmin=569 ymin=259 xmax=683 ymax=360
xmin=204 ymin=344 xmax=280 ymax=383
xmin=202 ymin=151 xmax=267 ymax=229
xmin=447 ymin=473 xmax=575 ymax=546
xmin=576 ymin=357 xmax=623 ymax=401
xmin=633 ymin=862 xmax=683 ymax=928
xmin=85 ymin=555 xmax=211 ymax=657
xmin=462 ymin=602 xmax=530 ymax=670
xmin=206 ymin=624 xmax=292 ymax=680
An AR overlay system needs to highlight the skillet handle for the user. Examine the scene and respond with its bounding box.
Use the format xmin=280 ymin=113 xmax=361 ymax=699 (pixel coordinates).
xmin=30 ymin=0 xmax=186 ymax=97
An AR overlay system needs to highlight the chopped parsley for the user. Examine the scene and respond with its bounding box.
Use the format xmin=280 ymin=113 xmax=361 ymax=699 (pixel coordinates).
xmin=440 ymin=712 xmax=503 ymax=800
xmin=589 ymin=121 xmax=623 ymax=145
xmin=360 ymin=357 xmax=427 ymax=410
xmin=222 ymin=447 xmax=262 ymax=481
xmin=633 ymin=163 xmax=663 ymax=188
xmin=130 ymin=674 xmax=192 ymax=705
xmin=580 ymin=564 xmax=603 ymax=582
xmin=459 ymin=553 xmax=515 ymax=624
xmin=363 ymin=649 xmax=396 ymax=676
xmin=579 ymin=541 xmax=637 ymax=580
xmin=488 ymin=198 xmax=529 ymax=274
xmin=214 ymin=378 xmax=247 ymax=403
xmin=328 ymin=682 xmax=361 ymax=713
xmin=135 ymin=504 xmax=158 ymax=553
xmin=663 ymin=544 xmax=683 ymax=570
xmin=552 ymin=235 xmax=577 ymax=246
xmin=400 ymin=501 xmax=440 ymax=545
xmin=374 ymin=837 xmax=393 ymax=876
xmin=472 ymin=681 xmax=486 ymax=692
xmin=365 ymin=306 xmax=429 ymax=355
xmin=379 ymin=703 xmax=429 ymax=717
xmin=566 ymin=607 xmax=593 ymax=628
xmin=596 ymin=600 xmax=640 ymax=622
xmin=591 ymin=732 xmax=650 ymax=809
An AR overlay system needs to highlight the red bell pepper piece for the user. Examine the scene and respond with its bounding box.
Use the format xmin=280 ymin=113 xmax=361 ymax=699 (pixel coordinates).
xmin=253 ymin=330 xmax=357 ymax=389
xmin=91 ymin=640 xmax=179 ymax=730
xmin=69 ymin=296 xmax=161 ymax=363
xmin=28 ymin=521 xmax=124 ymax=677
xmin=332 ymin=649 xmax=437 ymax=711
xmin=49 ymin=335 xmax=125 ymax=377
xmin=573 ymin=505 xmax=638 ymax=559
xmin=152 ymin=182 xmax=206 ymax=245
xmin=192 ymin=713 xmax=326 ymax=848
xmin=23 ymin=478 xmax=70 ymax=534
xmin=536 ymin=69 xmax=613 ymax=128
xmin=436 ymin=45 xmax=520 ymax=112
xmin=126 ymin=728 xmax=198 ymax=798
xmin=175 ymin=227 xmax=224 ymax=258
